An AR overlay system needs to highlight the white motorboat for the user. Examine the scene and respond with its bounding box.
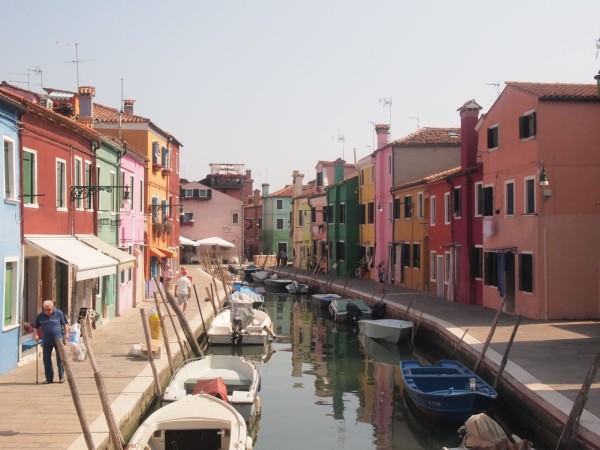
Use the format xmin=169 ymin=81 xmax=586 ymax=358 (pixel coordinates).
xmin=208 ymin=295 xmax=275 ymax=346
xmin=285 ymin=280 xmax=310 ymax=294
xmin=310 ymin=292 xmax=341 ymax=309
xmin=263 ymin=275 xmax=293 ymax=289
xmin=329 ymin=298 xmax=371 ymax=322
xmin=127 ymin=390 xmax=253 ymax=450
xmin=357 ymin=319 xmax=413 ymax=343
xmin=162 ymin=355 xmax=261 ymax=421
xmin=251 ymin=270 xmax=269 ymax=283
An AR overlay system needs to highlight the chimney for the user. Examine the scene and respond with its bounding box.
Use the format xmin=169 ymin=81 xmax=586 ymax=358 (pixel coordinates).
xmin=77 ymin=86 xmax=95 ymax=126
xmin=253 ymin=189 xmax=261 ymax=203
xmin=458 ymin=99 xmax=481 ymax=168
xmin=292 ymin=170 xmax=304 ymax=198
xmin=595 ymin=71 xmax=600 ymax=97
xmin=375 ymin=124 xmax=390 ymax=150
xmin=261 ymin=183 xmax=270 ymax=197
xmin=123 ymin=99 xmax=135 ymax=115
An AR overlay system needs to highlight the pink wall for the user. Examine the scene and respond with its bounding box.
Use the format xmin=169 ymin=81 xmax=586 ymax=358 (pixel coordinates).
xmin=374 ymin=145 xmax=394 ymax=277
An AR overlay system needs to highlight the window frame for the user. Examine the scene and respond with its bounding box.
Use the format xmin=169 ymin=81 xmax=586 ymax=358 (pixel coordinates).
xmin=524 ymin=177 xmax=536 ymax=215
xmin=444 ymin=192 xmax=451 ymax=225
xmin=519 ymin=111 xmax=536 ymax=140
xmin=430 ymin=196 xmax=436 ymax=226
xmin=487 ymin=124 xmax=499 ymax=150
xmin=505 ymin=180 xmax=515 ymax=216
xmin=23 ymin=148 xmax=38 ymax=207
xmin=2 ymin=258 xmax=19 ymax=330
xmin=3 ymin=136 xmax=17 ymax=202
xmin=55 ymin=158 xmax=67 ymax=210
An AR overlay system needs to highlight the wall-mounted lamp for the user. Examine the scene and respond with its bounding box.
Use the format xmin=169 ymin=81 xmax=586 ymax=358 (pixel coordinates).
xmin=539 ymin=167 xmax=549 ymax=186
xmin=147 ymin=203 xmax=183 ymax=214
xmin=70 ymin=185 xmax=130 ymax=201
xmin=377 ymin=202 xmax=382 ymax=212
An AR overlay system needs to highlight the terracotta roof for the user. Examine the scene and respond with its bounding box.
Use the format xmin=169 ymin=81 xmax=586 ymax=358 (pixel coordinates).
xmin=94 ymin=103 xmax=149 ymax=124
xmin=392 ymin=166 xmax=462 ymax=192
xmin=391 ymin=127 xmax=461 ymax=146
xmin=506 ymin=82 xmax=600 ymax=101
xmin=316 ymin=158 xmax=355 ymax=168
xmin=266 ymin=184 xmax=294 ymax=197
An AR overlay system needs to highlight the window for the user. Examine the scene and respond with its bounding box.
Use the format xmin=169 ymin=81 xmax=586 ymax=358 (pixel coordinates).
xmin=311 ymin=207 xmax=316 ymax=223
xmin=484 ymin=252 xmax=498 ymax=287
xmin=412 ymin=243 xmax=420 ymax=269
xmin=444 ymin=252 xmax=451 ymax=284
xmin=430 ymin=252 xmax=437 ymax=281
xmin=23 ymin=149 xmax=37 ymax=205
xmin=56 ymin=159 xmax=66 ymax=209
xmin=505 ymin=181 xmax=515 ymax=216
xmin=110 ymin=172 xmax=116 ymax=213
xmin=151 ymin=197 xmax=158 ymax=223
xmin=430 ymin=196 xmax=436 ymax=226
xmin=327 ymin=205 xmax=333 ymax=224
xmin=182 ymin=212 xmax=194 ymax=224
xmin=387 ymin=154 xmax=392 ymax=175
xmin=417 ymin=192 xmax=423 ymax=218
xmin=444 ymin=192 xmax=451 ymax=224
xmin=276 ymin=199 xmax=283 ymax=210
xmin=336 ymin=241 xmax=345 ymax=261
xmin=232 ymin=212 xmax=239 ymax=224
xmin=322 ymin=206 xmax=328 ymax=223
xmin=358 ymin=204 xmax=365 ymax=224
xmin=139 ymin=179 xmax=144 ymax=213
xmin=73 ymin=158 xmax=83 ymax=209
xmin=152 ymin=141 xmax=159 ymax=165
xmin=3 ymin=260 xmax=19 ymax=328
xmin=161 ymin=146 xmax=169 ymax=168
xmin=339 ymin=203 xmax=345 ymax=224
xmin=316 ymin=172 xmax=323 ymax=187
xmin=483 ymin=186 xmax=494 ymax=217
xmin=474 ymin=182 xmax=483 ymax=217
xmin=402 ymin=243 xmax=410 ymax=267
xmin=360 ymin=169 xmax=365 ymax=186
xmin=3 ymin=137 xmax=16 ymax=201
xmin=129 ymin=175 xmax=135 ymax=209
xmin=487 ymin=125 xmax=499 ymax=149
xmin=519 ymin=253 xmax=533 ymax=293
xmin=470 ymin=247 xmax=483 ymax=279
xmin=245 ymin=218 xmax=253 ymax=229
xmin=519 ymin=111 xmax=536 ymax=139
xmin=276 ymin=218 xmax=284 ymax=229
xmin=404 ymin=195 xmax=413 ymax=219
xmin=183 ymin=189 xmax=193 ymax=198
xmin=524 ymin=178 xmax=535 ymax=214
xmin=452 ymin=187 xmax=461 ymax=218
xmin=367 ymin=202 xmax=374 ymax=224
xmin=393 ymin=197 xmax=400 ymax=219
xmin=85 ymin=162 xmax=92 ymax=210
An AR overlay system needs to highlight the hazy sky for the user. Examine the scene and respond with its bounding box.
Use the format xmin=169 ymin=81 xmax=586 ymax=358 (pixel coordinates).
xmin=3 ymin=1 xmax=599 ymax=191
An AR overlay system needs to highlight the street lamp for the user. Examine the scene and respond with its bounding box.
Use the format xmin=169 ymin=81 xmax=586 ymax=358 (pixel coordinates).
xmin=70 ymin=185 xmax=130 ymax=203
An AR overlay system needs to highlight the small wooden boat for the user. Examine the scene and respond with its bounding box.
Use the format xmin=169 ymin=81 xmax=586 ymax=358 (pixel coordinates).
xmin=285 ymin=280 xmax=309 ymax=294
xmin=162 ymin=355 xmax=261 ymax=421
xmin=263 ymin=275 xmax=293 ymax=289
xmin=208 ymin=295 xmax=275 ymax=346
xmin=401 ymin=360 xmax=498 ymax=423
xmin=357 ymin=318 xmax=413 ymax=343
xmin=310 ymin=293 xmax=341 ymax=309
xmin=329 ymin=298 xmax=371 ymax=322
xmin=229 ymin=285 xmax=265 ymax=308
xmin=251 ymin=270 xmax=269 ymax=283
xmin=443 ymin=413 xmax=534 ymax=449
xmin=127 ymin=390 xmax=253 ymax=450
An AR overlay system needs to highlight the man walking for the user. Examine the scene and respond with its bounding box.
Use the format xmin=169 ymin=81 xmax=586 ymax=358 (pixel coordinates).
xmin=174 ymin=269 xmax=192 ymax=314
xmin=34 ymin=300 xmax=69 ymax=384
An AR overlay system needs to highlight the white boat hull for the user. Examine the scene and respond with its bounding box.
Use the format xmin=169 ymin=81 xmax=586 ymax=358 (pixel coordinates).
xmin=162 ymin=355 xmax=261 ymax=421
xmin=208 ymin=307 xmax=273 ymax=346
xmin=358 ymin=319 xmax=413 ymax=343
xmin=128 ymin=393 xmax=252 ymax=450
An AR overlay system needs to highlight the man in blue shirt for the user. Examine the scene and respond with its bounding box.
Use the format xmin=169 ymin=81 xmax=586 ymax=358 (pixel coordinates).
xmin=34 ymin=300 xmax=69 ymax=384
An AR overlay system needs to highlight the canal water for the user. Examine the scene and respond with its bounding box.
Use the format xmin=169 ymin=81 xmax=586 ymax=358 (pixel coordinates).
xmin=206 ymin=290 xmax=464 ymax=450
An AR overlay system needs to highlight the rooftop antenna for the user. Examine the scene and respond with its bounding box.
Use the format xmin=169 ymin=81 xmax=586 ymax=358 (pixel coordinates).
xmin=379 ymin=97 xmax=392 ymax=134
xmin=9 ymin=72 xmax=30 ymax=91
xmin=368 ymin=121 xmax=375 ymax=151
xmin=596 ymin=37 xmax=600 ymax=59
xmin=409 ymin=116 xmax=420 ymax=130
xmin=486 ymin=82 xmax=500 ymax=97
xmin=119 ymin=78 xmax=124 ymax=139
xmin=332 ymin=134 xmax=345 ymax=160
xmin=27 ymin=67 xmax=43 ymax=93
xmin=57 ymin=42 xmax=91 ymax=88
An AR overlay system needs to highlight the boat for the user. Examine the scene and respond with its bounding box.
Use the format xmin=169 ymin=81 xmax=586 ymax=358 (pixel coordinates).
xmin=162 ymin=355 xmax=261 ymax=421
xmin=263 ymin=275 xmax=294 ymax=289
xmin=310 ymin=292 xmax=341 ymax=309
xmin=357 ymin=318 xmax=413 ymax=343
xmin=443 ymin=413 xmax=534 ymax=450
xmin=207 ymin=294 xmax=275 ymax=346
xmin=250 ymin=270 xmax=269 ymax=283
xmin=228 ymin=285 xmax=265 ymax=308
xmin=329 ymin=298 xmax=371 ymax=322
xmin=401 ymin=360 xmax=498 ymax=423
xmin=285 ymin=280 xmax=309 ymax=294
xmin=242 ymin=264 xmax=260 ymax=282
xmin=127 ymin=389 xmax=253 ymax=450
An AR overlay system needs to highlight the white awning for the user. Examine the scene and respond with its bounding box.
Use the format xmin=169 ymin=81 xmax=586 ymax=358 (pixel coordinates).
xmin=25 ymin=235 xmax=117 ymax=281
xmin=76 ymin=235 xmax=136 ymax=270
xmin=180 ymin=236 xmax=199 ymax=247
xmin=196 ymin=236 xmax=236 ymax=248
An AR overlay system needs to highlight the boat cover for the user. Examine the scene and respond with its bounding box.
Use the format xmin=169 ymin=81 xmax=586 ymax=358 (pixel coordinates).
xmin=192 ymin=377 xmax=229 ymax=403
xmin=460 ymin=413 xmax=507 ymax=448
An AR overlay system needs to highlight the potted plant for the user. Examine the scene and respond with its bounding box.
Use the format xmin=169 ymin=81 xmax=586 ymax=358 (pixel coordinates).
xmin=356 ymin=259 xmax=370 ymax=278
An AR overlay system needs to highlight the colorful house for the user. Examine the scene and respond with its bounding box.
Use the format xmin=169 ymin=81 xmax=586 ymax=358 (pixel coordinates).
xmin=243 ymin=188 xmax=264 ymax=262
xmin=0 ymin=92 xmax=24 ymax=375
xmin=356 ymin=154 xmax=376 ymax=277
xmin=478 ymin=81 xmax=600 ymax=319
xmin=290 ymin=171 xmax=316 ymax=269
xmin=261 ymin=183 xmax=293 ymax=260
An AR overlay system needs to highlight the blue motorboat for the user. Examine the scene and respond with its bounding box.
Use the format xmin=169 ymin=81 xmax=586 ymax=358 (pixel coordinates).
xmin=400 ymin=360 xmax=498 ymax=423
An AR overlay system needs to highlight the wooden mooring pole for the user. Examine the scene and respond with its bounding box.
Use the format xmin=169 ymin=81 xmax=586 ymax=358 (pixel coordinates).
xmin=450 ymin=328 xmax=469 ymax=359
xmin=474 ymin=297 xmax=507 ymax=372
xmin=556 ymin=352 xmax=600 ymax=450
xmin=153 ymin=292 xmax=175 ymax=374
xmin=139 ymin=308 xmax=162 ymax=397
xmin=493 ymin=316 xmax=521 ymax=390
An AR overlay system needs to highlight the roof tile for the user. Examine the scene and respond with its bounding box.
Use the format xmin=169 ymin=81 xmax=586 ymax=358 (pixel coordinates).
xmin=392 ymin=127 xmax=461 ymax=146
xmin=506 ymin=81 xmax=599 ymax=100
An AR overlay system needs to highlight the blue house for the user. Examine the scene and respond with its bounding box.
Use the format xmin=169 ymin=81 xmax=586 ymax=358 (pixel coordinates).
xmin=0 ymin=93 xmax=24 ymax=375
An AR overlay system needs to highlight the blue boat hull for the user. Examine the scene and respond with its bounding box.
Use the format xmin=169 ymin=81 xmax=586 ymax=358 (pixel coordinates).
xmin=401 ymin=360 xmax=497 ymax=423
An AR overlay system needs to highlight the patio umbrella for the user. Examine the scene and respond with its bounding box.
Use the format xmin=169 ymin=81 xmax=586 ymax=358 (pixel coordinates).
xmin=179 ymin=236 xmax=199 ymax=246
xmin=195 ymin=236 xmax=236 ymax=248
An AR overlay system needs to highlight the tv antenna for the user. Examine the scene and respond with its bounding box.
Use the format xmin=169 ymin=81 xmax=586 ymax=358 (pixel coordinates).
xmin=379 ymin=97 xmax=392 ymax=134
xmin=28 ymin=67 xmax=43 ymax=92
xmin=9 ymin=72 xmax=30 ymax=90
xmin=486 ymin=82 xmax=500 ymax=97
xmin=57 ymin=42 xmax=91 ymax=88
xmin=596 ymin=37 xmax=600 ymax=59
xmin=409 ymin=116 xmax=420 ymax=130
xmin=332 ymin=134 xmax=345 ymax=160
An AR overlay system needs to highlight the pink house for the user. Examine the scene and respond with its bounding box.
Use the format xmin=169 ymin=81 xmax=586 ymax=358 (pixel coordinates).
xmin=478 ymin=81 xmax=600 ymax=319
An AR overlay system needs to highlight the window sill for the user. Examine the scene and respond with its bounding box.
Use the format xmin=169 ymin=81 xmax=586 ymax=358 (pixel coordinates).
xmin=4 ymin=198 xmax=20 ymax=206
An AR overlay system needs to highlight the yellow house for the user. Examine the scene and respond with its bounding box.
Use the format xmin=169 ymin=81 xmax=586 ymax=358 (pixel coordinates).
xmin=356 ymin=155 xmax=376 ymax=278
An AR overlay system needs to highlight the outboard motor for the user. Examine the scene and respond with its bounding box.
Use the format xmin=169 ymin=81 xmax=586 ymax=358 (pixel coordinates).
xmin=231 ymin=314 xmax=243 ymax=345
xmin=371 ymin=301 xmax=386 ymax=320
xmin=346 ymin=302 xmax=363 ymax=323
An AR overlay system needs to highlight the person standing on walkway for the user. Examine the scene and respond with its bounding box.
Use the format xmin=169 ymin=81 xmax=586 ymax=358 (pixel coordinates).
xmin=377 ymin=261 xmax=386 ymax=292
xmin=34 ymin=300 xmax=69 ymax=384
xmin=174 ymin=271 xmax=192 ymax=314
xmin=162 ymin=262 xmax=174 ymax=292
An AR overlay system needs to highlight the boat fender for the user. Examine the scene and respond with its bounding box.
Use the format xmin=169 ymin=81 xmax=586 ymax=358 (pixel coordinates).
xmin=246 ymin=436 xmax=253 ymax=450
